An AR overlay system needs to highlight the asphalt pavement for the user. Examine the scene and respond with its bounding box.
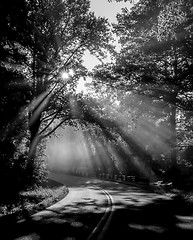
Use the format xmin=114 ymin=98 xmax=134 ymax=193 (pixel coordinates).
xmin=1 ymin=173 xmax=193 ymax=240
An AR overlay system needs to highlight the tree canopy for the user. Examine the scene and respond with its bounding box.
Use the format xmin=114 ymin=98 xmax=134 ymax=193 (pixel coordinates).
xmin=0 ymin=0 xmax=114 ymax=200
xmin=1 ymin=0 xmax=193 ymax=198
xmin=92 ymin=0 xmax=193 ymax=184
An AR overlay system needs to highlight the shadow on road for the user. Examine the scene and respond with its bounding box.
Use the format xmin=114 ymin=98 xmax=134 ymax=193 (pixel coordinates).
xmin=1 ymin=174 xmax=193 ymax=240
xmin=106 ymin=193 xmax=193 ymax=239
xmin=0 ymin=202 xmax=104 ymax=240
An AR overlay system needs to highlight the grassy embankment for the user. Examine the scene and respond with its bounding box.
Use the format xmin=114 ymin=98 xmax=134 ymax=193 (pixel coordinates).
xmin=0 ymin=179 xmax=68 ymax=221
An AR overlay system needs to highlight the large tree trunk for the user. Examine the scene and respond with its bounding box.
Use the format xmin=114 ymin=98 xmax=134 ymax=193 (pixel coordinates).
xmin=170 ymin=103 xmax=177 ymax=167
xmin=29 ymin=112 xmax=41 ymax=144
xmin=168 ymin=47 xmax=180 ymax=184
xmin=168 ymin=93 xmax=180 ymax=185
xmin=26 ymin=111 xmax=41 ymax=184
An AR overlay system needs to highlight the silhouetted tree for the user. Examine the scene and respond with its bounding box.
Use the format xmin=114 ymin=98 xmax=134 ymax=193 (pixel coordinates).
xmin=92 ymin=0 xmax=193 ymax=184
xmin=0 ymin=0 xmax=114 ymax=198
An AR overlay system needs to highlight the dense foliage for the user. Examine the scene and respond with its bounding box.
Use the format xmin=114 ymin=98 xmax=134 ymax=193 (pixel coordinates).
xmin=92 ymin=0 xmax=193 ymax=186
xmin=1 ymin=0 xmax=193 ymax=207
xmin=0 ymin=0 xmax=113 ymax=204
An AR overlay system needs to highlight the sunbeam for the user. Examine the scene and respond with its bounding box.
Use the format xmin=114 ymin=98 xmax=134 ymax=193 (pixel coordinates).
xmin=46 ymin=126 xmax=90 ymax=172
xmin=44 ymin=85 xmax=184 ymax=183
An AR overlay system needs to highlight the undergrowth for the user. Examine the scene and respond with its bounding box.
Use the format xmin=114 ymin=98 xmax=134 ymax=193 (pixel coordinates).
xmin=0 ymin=179 xmax=68 ymax=221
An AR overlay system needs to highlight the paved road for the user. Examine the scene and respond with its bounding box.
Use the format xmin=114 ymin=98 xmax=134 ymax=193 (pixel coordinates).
xmin=49 ymin=172 xmax=193 ymax=240
xmin=4 ymin=172 xmax=193 ymax=240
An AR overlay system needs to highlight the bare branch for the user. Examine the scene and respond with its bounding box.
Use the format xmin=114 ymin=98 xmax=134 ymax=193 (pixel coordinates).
xmin=39 ymin=110 xmax=60 ymax=135
xmin=62 ymin=43 xmax=84 ymax=68
xmin=41 ymin=116 xmax=70 ymax=139
xmin=41 ymin=110 xmax=59 ymax=122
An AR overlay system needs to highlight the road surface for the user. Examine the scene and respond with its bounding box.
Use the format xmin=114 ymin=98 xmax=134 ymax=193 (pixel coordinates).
xmin=4 ymin=172 xmax=193 ymax=239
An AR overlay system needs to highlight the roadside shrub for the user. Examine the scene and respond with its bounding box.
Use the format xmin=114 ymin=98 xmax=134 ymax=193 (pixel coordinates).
xmin=0 ymin=133 xmax=48 ymax=206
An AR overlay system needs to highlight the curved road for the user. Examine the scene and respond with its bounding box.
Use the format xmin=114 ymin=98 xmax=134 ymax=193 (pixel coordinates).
xmin=7 ymin=172 xmax=193 ymax=239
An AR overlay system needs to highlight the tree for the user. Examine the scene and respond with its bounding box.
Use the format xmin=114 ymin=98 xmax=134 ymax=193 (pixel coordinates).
xmin=24 ymin=0 xmax=113 ymax=159
xmin=61 ymin=93 xmax=155 ymax=179
xmin=0 ymin=0 xmax=114 ymax=191
xmin=93 ymin=0 xmax=193 ymax=184
xmin=0 ymin=0 xmax=34 ymax=202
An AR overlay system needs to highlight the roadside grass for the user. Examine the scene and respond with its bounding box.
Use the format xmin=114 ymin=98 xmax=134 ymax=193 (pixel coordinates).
xmin=0 ymin=179 xmax=68 ymax=221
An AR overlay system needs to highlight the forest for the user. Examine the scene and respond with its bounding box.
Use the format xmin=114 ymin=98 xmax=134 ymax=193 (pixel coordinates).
xmin=0 ymin=0 xmax=193 ymax=209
